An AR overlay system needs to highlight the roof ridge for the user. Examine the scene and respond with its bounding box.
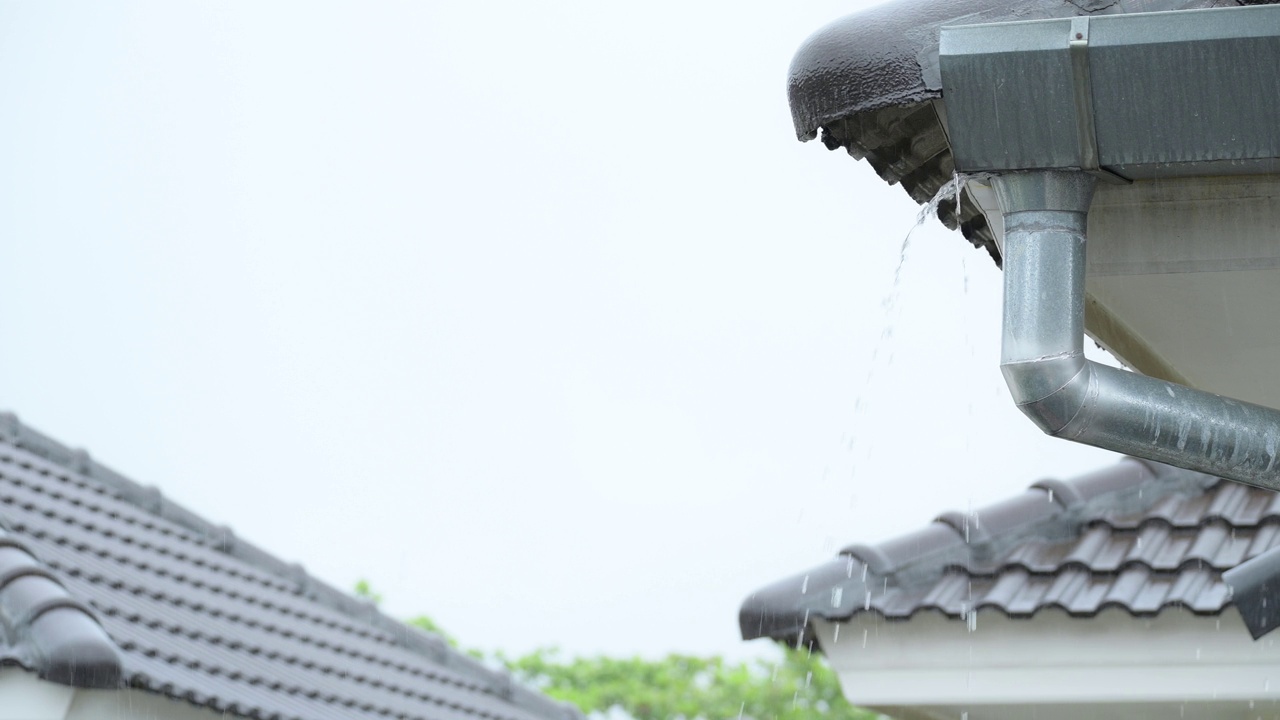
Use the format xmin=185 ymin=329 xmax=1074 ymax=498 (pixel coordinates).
xmin=946 ymin=555 xmax=1241 ymax=578
xmin=954 ymin=459 xmax=1216 ymax=564
xmin=844 ymin=460 xmax=1172 ymax=580
xmin=0 ymin=412 xmax=581 ymax=720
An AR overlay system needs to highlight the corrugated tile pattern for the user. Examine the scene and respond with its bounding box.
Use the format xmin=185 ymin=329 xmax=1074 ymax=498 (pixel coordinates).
xmin=741 ymin=460 xmax=1277 ymax=645
xmin=0 ymin=431 xmax=576 ymax=720
xmin=862 ymin=471 xmax=1275 ymax=619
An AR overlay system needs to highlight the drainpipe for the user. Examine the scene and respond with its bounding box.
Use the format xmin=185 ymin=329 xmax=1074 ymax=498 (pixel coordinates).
xmin=995 ymin=170 xmax=1280 ymax=491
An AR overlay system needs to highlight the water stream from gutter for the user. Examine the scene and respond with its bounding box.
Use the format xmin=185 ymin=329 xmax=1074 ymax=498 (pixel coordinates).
xmin=865 ymin=173 xmax=980 ymax=387
xmin=844 ymin=172 xmax=992 ymax=518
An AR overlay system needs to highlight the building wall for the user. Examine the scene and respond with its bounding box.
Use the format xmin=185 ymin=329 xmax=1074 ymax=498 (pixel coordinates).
xmin=815 ymin=608 xmax=1280 ymax=720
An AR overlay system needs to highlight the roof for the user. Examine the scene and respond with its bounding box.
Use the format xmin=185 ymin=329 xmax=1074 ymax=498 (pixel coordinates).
xmin=788 ymin=0 xmax=1269 ymax=264
xmin=0 ymin=413 xmax=582 ymax=720
xmin=740 ymin=458 xmax=1279 ymax=647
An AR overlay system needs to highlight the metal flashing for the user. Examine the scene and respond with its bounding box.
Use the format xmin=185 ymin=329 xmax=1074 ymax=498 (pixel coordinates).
xmin=1224 ymin=544 xmax=1280 ymax=638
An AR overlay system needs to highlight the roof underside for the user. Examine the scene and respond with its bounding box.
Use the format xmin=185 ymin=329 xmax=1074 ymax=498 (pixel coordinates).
xmin=740 ymin=459 xmax=1279 ymax=648
xmin=0 ymin=414 xmax=577 ymax=720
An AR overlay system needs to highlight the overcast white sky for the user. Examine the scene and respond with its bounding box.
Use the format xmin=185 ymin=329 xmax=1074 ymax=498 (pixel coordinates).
xmin=0 ymin=2 xmax=1119 ymax=661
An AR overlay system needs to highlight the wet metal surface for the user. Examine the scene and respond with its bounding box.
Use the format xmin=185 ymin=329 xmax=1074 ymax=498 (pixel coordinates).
xmin=941 ymin=5 xmax=1280 ymax=175
xmin=995 ymin=170 xmax=1280 ymax=491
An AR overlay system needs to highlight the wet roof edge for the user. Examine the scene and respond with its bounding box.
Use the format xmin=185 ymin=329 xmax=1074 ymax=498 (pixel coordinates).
xmin=739 ymin=459 xmax=1219 ymax=647
xmin=787 ymin=0 xmax=1269 ymax=142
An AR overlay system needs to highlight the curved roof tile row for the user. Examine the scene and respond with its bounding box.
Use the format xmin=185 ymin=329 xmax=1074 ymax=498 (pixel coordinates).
xmin=741 ymin=459 xmax=1269 ymax=647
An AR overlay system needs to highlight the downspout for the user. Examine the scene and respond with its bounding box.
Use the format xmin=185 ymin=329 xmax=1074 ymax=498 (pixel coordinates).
xmin=995 ymin=170 xmax=1280 ymax=491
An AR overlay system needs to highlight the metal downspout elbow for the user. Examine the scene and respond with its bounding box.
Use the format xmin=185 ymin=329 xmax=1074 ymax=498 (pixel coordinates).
xmin=992 ymin=170 xmax=1280 ymax=491
xmin=995 ymin=171 xmax=1096 ymax=437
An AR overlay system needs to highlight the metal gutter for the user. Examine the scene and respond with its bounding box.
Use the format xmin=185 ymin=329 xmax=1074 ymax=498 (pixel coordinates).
xmin=940 ymin=5 xmax=1280 ymax=178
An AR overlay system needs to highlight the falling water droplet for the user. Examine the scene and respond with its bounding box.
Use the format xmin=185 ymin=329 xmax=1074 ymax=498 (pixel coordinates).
xmin=833 ymin=625 xmax=841 ymax=643
xmin=831 ymin=587 xmax=844 ymax=608
xmin=862 ymin=628 xmax=868 ymax=648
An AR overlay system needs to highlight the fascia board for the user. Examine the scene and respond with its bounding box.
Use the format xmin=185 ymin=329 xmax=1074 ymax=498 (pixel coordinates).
xmin=815 ymin=609 xmax=1280 ymax=706
xmin=0 ymin=668 xmax=74 ymax=720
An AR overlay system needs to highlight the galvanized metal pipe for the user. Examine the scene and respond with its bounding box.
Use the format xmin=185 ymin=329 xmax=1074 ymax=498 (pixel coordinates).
xmin=995 ymin=170 xmax=1280 ymax=491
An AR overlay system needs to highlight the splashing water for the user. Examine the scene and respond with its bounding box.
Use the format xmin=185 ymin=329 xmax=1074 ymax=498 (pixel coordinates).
xmin=913 ymin=172 xmax=966 ymax=227
xmin=870 ymin=172 xmax=988 ymax=372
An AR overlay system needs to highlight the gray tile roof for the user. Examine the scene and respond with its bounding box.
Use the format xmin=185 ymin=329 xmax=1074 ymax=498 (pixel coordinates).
xmin=740 ymin=459 xmax=1275 ymax=647
xmin=0 ymin=413 xmax=582 ymax=720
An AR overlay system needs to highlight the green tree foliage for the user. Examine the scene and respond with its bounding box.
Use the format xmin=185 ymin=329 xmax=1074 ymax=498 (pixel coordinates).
xmin=354 ymin=581 xmax=879 ymax=719
xmin=504 ymin=646 xmax=879 ymax=720
xmin=353 ymin=579 xmax=382 ymax=605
